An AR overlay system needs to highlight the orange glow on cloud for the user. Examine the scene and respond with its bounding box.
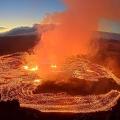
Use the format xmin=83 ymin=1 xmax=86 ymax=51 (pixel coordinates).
xmin=34 ymin=0 xmax=120 ymax=74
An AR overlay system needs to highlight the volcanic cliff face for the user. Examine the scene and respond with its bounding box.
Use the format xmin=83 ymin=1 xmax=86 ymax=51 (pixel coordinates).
xmin=0 ymin=35 xmax=40 ymax=55
xmin=89 ymin=32 xmax=120 ymax=78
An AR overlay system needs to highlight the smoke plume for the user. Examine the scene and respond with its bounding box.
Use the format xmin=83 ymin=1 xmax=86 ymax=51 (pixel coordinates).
xmin=34 ymin=0 xmax=120 ymax=72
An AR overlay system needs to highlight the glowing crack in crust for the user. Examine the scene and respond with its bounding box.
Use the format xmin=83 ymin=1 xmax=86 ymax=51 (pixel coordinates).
xmin=0 ymin=53 xmax=120 ymax=113
xmin=24 ymin=65 xmax=38 ymax=71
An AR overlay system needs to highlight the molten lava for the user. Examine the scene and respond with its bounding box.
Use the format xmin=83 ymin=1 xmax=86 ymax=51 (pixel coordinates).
xmin=23 ymin=65 xmax=38 ymax=71
xmin=23 ymin=65 xmax=29 ymax=70
xmin=51 ymin=64 xmax=57 ymax=68
xmin=34 ymin=79 xmax=41 ymax=83
xmin=1 ymin=53 xmax=120 ymax=113
xmin=30 ymin=66 xmax=39 ymax=71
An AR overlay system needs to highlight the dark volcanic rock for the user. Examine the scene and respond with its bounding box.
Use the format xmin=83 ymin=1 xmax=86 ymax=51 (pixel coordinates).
xmin=0 ymin=99 xmax=120 ymax=120
xmin=0 ymin=100 xmax=41 ymax=120
xmin=0 ymin=35 xmax=40 ymax=55
xmin=33 ymin=78 xmax=120 ymax=95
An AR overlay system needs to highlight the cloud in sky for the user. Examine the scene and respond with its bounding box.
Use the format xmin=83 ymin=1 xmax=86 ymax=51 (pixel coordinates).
xmin=0 ymin=0 xmax=66 ymax=29
xmin=0 ymin=24 xmax=55 ymax=36
xmin=0 ymin=26 xmax=36 ymax=36
xmin=0 ymin=27 xmax=7 ymax=30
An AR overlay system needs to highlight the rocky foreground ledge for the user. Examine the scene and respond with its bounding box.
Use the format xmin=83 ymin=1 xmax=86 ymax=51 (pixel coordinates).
xmin=0 ymin=99 xmax=120 ymax=120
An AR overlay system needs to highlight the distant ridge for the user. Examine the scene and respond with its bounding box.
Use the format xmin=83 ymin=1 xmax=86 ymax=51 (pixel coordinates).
xmin=93 ymin=31 xmax=120 ymax=40
xmin=0 ymin=35 xmax=39 ymax=55
xmin=0 ymin=30 xmax=120 ymax=55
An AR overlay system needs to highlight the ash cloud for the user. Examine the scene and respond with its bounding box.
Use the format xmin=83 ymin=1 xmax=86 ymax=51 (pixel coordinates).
xmin=34 ymin=0 xmax=120 ymax=68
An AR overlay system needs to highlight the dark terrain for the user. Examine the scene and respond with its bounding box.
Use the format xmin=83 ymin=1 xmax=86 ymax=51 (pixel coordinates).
xmin=0 ymin=99 xmax=120 ymax=120
xmin=34 ymin=78 xmax=120 ymax=95
xmin=0 ymin=32 xmax=120 ymax=119
xmin=0 ymin=35 xmax=39 ymax=55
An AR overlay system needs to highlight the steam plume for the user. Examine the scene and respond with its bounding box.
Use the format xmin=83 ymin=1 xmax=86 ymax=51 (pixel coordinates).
xmin=34 ymin=0 xmax=120 ymax=70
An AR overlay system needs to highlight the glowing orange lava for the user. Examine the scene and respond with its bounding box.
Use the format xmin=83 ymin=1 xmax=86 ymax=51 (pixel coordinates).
xmin=34 ymin=79 xmax=40 ymax=83
xmin=1 ymin=53 xmax=120 ymax=113
xmin=23 ymin=65 xmax=29 ymax=70
xmin=51 ymin=64 xmax=57 ymax=68
xmin=23 ymin=65 xmax=38 ymax=71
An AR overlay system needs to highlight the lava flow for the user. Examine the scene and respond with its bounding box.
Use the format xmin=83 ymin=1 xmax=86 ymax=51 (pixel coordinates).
xmin=0 ymin=53 xmax=120 ymax=113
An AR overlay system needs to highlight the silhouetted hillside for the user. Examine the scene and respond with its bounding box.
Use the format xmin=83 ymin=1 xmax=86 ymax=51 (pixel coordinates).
xmin=0 ymin=35 xmax=40 ymax=55
xmin=0 ymin=100 xmax=41 ymax=120
xmin=93 ymin=31 xmax=120 ymax=40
